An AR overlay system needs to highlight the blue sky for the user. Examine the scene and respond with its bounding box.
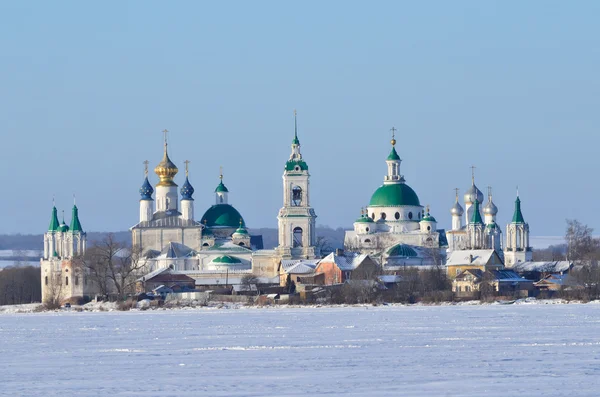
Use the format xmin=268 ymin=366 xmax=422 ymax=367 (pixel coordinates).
xmin=1 ymin=1 xmax=599 ymax=236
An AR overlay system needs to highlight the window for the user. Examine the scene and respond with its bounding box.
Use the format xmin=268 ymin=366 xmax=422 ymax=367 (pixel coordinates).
xmin=381 ymin=213 xmax=386 ymax=220
xmin=408 ymin=212 xmax=413 ymax=220
xmin=418 ymin=212 xmax=421 ymax=219
xmin=427 ymin=226 xmax=431 ymax=231
xmin=365 ymin=227 xmax=369 ymax=232
xmin=75 ymin=276 xmax=79 ymax=286
xmin=364 ymin=239 xmax=371 ymax=243
xmin=371 ymin=213 xmax=375 ymax=220
xmin=45 ymin=276 xmax=48 ymax=286
xmin=65 ymin=276 xmax=69 ymax=286
xmin=203 ymin=243 xmax=209 ymax=247
xmin=456 ymin=286 xmax=461 ymax=292
xmin=219 ymin=196 xmax=224 ymax=203
xmin=293 ymin=227 xmax=303 ymax=247
xmin=239 ymin=242 xmax=245 ymax=246
xmin=291 ymin=186 xmax=302 ymax=206
xmin=395 ymin=212 xmax=400 ymax=220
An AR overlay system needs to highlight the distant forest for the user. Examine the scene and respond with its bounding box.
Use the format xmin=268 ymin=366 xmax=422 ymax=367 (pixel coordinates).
xmin=0 ymin=227 xmax=348 ymax=251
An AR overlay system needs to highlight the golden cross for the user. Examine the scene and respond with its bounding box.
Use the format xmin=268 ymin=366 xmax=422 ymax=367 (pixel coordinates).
xmin=143 ymin=160 xmax=149 ymax=177
xmin=184 ymin=160 xmax=190 ymax=177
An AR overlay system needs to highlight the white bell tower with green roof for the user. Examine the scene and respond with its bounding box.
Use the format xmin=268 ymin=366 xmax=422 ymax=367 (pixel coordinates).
xmin=504 ymin=192 xmax=532 ymax=267
xmin=277 ymin=110 xmax=318 ymax=259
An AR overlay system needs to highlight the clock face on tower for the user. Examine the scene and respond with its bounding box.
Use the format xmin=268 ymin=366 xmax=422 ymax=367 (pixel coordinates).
xmin=291 ymin=186 xmax=302 ymax=206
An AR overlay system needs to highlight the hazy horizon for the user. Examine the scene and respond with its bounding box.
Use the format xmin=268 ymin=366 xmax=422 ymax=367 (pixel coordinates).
xmin=2 ymin=1 xmax=599 ymax=235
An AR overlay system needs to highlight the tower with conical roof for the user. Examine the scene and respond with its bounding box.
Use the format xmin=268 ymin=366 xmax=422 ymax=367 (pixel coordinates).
xmin=277 ymin=110 xmax=318 ymax=259
xmin=504 ymin=192 xmax=531 ymax=267
xmin=466 ymin=199 xmax=485 ymax=249
xmin=154 ymin=130 xmax=179 ymax=212
xmin=180 ymin=160 xmax=195 ymax=221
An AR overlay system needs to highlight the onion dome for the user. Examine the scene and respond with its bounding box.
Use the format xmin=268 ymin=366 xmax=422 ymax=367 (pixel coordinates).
xmin=483 ymin=199 xmax=498 ymax=216
xmin=181 ymin=177 xmax=195 ymax=200
xmin=451 ymin=200 xmax=464 ymax=216
xmin=422 ymin=213 xmax=437 ymax=223
xmin=154 ymin=141 xmax=178 ymax=187
xmin=464 ymin=184 xmax=484 ymax=204
xmin=139 ymin=177 xmax=154 ymax=200
xmin=355 ymin=208 xmax=374 ymax=223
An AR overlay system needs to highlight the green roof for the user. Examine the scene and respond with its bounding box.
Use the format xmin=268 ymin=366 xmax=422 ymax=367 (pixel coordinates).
xmin=215 ymin=181 xmax=229 ymax=193
xmin=422 ymin=215 xmax=437 ymax=223
xmin=512 ymin=196 xmax=525 ymax=223
xmin=355 ymin=214 xmax=374 ymax=223
xmin=70 ymin=205 xmax=83 ymax=232
xmin=470 ymin=200 xmax=483 ymax=224
xmin=201 ymin=204 xmax=245 ymax=228
xmin=369 ymin=183 xmax=420 ymax=207
xmin=48 ymin=207 xmax=60 ymax=232
xmin=234 ymin=226 xmax=249 ymax=235
xmin=387 ymin=244 xmax=418 ymax=258
xmin=285 ymin=159 xmax=308 ymax=172
xmin=211 ymin=255 xmax=242 ymax=264
xmin=387 ymin=147 xmax=400 ymax=161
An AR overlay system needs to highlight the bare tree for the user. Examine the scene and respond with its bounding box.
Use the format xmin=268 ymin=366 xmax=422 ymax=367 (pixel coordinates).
xmin=241 ymin=274 xmax=260 ymax=294
xmin=315 ymin=236 xmax=334 ymax=256
xmin=566 ymin=219 xmax=599 ymax=263
xmin=43 ymin=270 xmax=64 ymax=309
xmin=82 ymin=234 xmax=144 ymax=299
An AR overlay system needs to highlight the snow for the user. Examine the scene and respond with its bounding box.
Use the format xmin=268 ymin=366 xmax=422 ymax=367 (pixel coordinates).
xmin=1 ymin=304 xmax=600 ymax=396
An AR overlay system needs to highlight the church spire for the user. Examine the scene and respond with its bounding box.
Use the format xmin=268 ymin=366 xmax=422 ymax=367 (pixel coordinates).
xmin=48 ymin=203 xmax=59 ymax=232
xmin=511 ymin=193 xmax=525 ymax=224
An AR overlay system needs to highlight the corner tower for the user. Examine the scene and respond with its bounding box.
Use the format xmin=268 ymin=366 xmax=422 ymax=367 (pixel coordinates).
xmin=277 ymin=110 xmax=318 ymax=259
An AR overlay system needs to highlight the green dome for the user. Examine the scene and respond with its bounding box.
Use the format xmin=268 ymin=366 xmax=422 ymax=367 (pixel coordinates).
xmin=201 ymin=204 xmax=245 ymax=228
xmin=215 ymin=181 xmax=229 ymax=193
xmin=355 ymin=214 xmax=374 ymax=223
xmin=369 ymin=183 xmax=420 ymax=207
xmin=422 ymin=215 xmax=437 ymax=223
xmin=387 ymin=244 xmax=418 ymax=257
xmin=234 ymin=226 xmax=249 ymax=235
xmin=211 ymin=255 xmax=242 ymax=264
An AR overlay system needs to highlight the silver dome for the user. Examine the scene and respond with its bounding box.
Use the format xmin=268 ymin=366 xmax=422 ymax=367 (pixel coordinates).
xmin=464 ymin=184 xmax=484 ymax=204
xmin=483 ymin=199 xmax=498 ymax=216
xmin=451 ymin=200 xmax=464 ymax=216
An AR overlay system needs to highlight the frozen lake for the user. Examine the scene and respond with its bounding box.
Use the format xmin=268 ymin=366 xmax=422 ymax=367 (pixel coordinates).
xmin=2 ymin=304 xmax=600 ymax=396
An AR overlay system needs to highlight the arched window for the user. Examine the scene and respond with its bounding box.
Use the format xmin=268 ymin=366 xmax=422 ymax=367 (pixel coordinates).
xmin=203 ymin=242 xmax=210 ymax=247
xmin=45 ymin=276 xmax=48 ymax=286
xmin=381 ymin=213 xmax=387 ymax=220
xmin=371 ymin=213 xmax=375 ymax=220
xmin=75 ymin=276 xmax=79 ymax=286
xmin=291 ymin=186 xmax=302 ymax=206
xmin=364 ymin=239 xmax=371 ymax=243
xmin=65 ymin=276 xmax=69 ymax=286
xmin=427 ymin=226 xmax=431 ymax=231
xmin=408 ymin=212 xmax=413 ymax=220
xmin=395 ymin=212 xmax=400 ymax=220
xmin=293 ymin=227 xmax=303 ymax=247
xmin=365 ymin=227 xmax=369 ymax=232
xmin=239 ymin=242 xmax=245 ymax=246
xmin=219 ymin=196 xmax=224 ymax=204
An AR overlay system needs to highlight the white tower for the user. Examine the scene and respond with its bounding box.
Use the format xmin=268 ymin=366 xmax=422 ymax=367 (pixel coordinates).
xmin=277 ymin=111 xmax=319 ymax=259
xmin=154 ymin=130 xmax=179 ymax=212
xmin=450 ymin=188 xmax=464 ymax=231
xmin=215 ymin=167 xmax=229 ymax=205
xmin=139 ymin=160 xmax=154 ymax=223
xmin=180 ymin=160 xmax=195 ymax=221
xmin=504 ymin=194 xmax=532 ymax=267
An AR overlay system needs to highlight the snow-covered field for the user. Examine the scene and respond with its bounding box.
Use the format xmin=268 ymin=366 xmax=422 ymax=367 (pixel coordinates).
xmin=1 ymin=304 xmax=600 ymax=396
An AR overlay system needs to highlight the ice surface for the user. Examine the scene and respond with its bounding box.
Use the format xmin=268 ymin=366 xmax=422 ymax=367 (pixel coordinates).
xmin=1 ymin=304 xmax=600 ymax=396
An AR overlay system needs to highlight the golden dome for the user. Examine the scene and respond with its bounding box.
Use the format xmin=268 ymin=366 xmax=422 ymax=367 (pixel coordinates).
xmin=154 ymin=144 xmax=178 ymax=187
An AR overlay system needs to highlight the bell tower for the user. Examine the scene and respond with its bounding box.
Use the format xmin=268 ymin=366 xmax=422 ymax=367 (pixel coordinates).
xmin=277 ymin=110 xmax=319 ymax=259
